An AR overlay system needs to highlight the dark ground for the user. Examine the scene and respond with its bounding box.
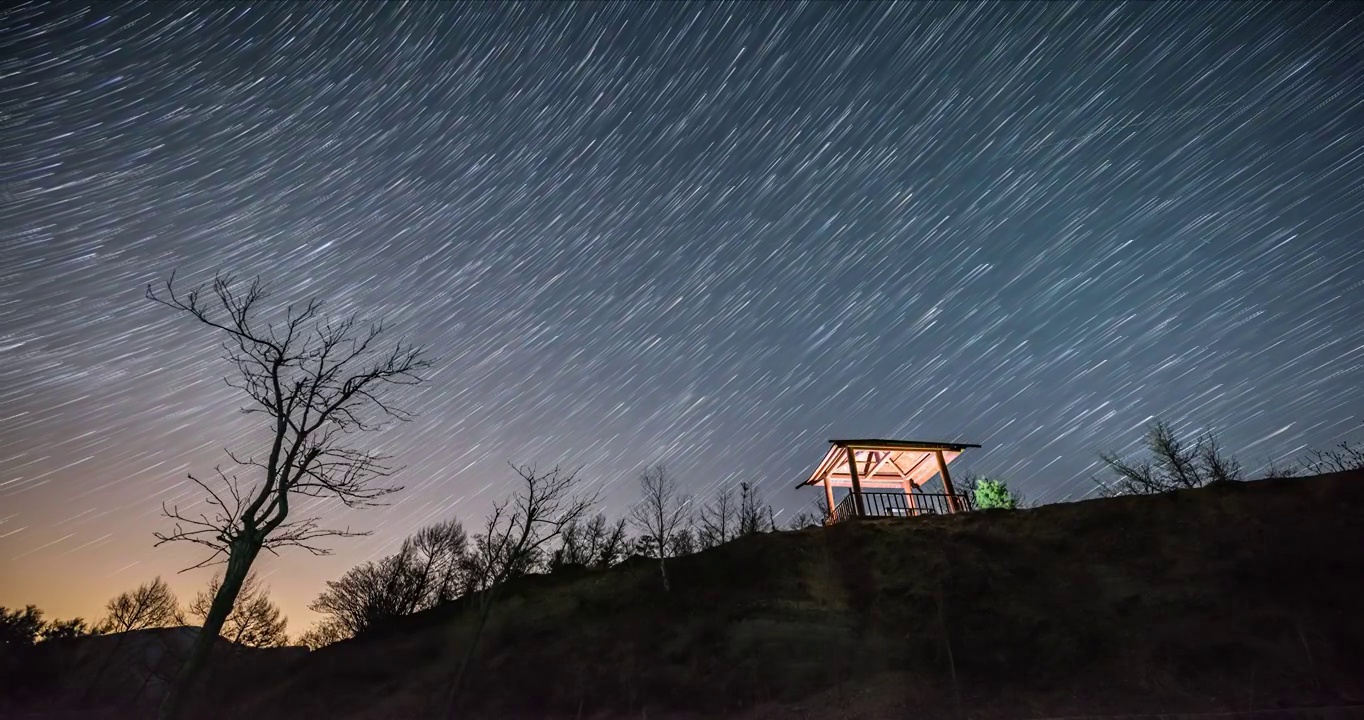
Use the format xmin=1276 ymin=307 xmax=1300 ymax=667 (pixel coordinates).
xmin=5 ymin=470 xmax=1364 ymax=719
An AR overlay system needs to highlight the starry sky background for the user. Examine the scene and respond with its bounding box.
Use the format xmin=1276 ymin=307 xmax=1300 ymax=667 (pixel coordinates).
xmin=2 ymin=0 xmax=1362 ymax=635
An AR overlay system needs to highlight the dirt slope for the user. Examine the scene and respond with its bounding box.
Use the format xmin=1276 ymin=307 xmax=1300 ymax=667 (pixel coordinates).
xmin=231 ymin=470 xmax=1364 ymax=719
xmin=8 ymin=471 xmax=1364 ymax=719
xmin=0 ymin=626 xmax=306 ymax=718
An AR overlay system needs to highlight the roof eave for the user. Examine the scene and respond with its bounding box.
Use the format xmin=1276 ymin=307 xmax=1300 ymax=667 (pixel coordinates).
xmin=796 ymin=439 xmax=982 ymax=488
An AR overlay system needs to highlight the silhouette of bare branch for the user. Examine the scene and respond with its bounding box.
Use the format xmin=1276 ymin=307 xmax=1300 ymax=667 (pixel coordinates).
xmin=145 ymin=271 xmax=430 ymax=720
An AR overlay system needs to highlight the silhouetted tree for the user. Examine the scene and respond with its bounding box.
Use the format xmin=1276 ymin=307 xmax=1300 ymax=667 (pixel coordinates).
xmin=549 ymin=514 xmax=629 ymax=569
xmin=402 ymin=518 xmax=469 ymax=606
xmin=42 ymin=617 xmax=97 ymax=641
xmin=188 ymin=571 xmax=288 ymax=648
xmin=310 ymin=518 xmax=467 ymax=636
xmin=97 ymin=578 xmax=185 ymax=633
xmin=145 ymin=272 xmax=429 ymax=720
xmin=1302 ymin=441 xmax=1364 ymax=475
xmin=785 ymin=493 xmax=833 ymax=530
xmin=668 ymin=524 xmax=697 ymax=556
xmin=697 ymin=486 xmax=737 ymax=549
xmin=296 ymin=618 xmax=349 ymax=650
xmin=1258 ymin=455 xmax=1299 ymax=480
xmin=82 ymin=580 xmax=184 ymax=705
xmin=737 ymin=480 xmax=774 ymax=535
xmin=0 ymin=605 xmax=46 ymax=646
xmin=630 ymin=533 xmax=655 ymax=557
xmin=309 ymin=558 xmax=399 ymax=637
xmin=628 ymin=464 xmax=692 ymax=592
xmin=1097 ymin=419 xmax=1243 ymax=496
xmin=445 ymin=464 xmax=596 ymax=717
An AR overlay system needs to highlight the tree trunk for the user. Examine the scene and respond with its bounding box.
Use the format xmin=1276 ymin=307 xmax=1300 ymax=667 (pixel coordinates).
xmin=157 ymin=541 xmax=258 ymax=720
xmin=444 ymin=589 xmax=499 ymax=718
xmin=658 ymin=556 xmax=670 ymax=592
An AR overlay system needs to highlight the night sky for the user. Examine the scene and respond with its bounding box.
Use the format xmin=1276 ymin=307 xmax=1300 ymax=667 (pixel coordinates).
xmin=3 ymin=1 xmax=1362 ymax=633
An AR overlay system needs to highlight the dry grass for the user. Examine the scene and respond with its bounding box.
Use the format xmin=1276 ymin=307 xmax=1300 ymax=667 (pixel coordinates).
xmin=9 ymin=470 xmax=1364 ymax=719
xmin=234 ymin=470 xmax=1364 ymax=719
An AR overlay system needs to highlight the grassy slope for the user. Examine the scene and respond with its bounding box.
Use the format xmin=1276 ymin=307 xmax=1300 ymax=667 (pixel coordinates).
xmin=231 ymin=470 xmax=1364 ymax=719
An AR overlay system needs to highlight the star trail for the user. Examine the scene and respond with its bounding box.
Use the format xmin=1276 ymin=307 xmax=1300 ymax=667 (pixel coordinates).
xmin=2 ymin=1 xmax=1362 ymax=629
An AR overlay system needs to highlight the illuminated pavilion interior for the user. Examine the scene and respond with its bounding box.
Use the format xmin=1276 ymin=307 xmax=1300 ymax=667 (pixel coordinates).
xmin=796 ymin=438 xmax=982 ymax=522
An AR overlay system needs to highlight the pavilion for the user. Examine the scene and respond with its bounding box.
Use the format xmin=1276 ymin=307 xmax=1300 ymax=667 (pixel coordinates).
xmin=796 ymin=439 xmax=982 ymax=523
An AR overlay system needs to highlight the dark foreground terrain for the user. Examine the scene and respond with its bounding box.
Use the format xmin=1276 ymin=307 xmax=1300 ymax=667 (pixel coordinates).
xmin=5 ymin=470 xmax=1364 ymax=719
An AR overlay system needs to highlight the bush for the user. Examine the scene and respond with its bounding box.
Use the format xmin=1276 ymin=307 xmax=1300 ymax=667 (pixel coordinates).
xmin=973 ymin=478 xmax=1021 ymax=510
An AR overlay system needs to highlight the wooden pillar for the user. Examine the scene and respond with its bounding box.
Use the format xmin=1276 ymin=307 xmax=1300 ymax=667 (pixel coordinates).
xmin=935 ymin=450 xmax=960 ymax=513
xmin=845 ymin=445 xmax=865 ymax=517
xmin=822 ymin=475 xmax=835 ymax=522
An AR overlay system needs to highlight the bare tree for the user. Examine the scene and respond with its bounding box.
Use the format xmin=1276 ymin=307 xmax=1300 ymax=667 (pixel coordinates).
xmin=296 ymin=618 xmax=349 ymax=650
xmin=97 ymin=578 xmax=185 ymax=633
xmin=309 ymin=518 xmax=468 ymax=637
xmin=697 ymin=486 xmax=737 ymax=549
xmin=785 ymin=492 xmax=834 ymax=530
xmin=145 ymin=272 xmax=430 ymax=720
xmin=737 ymin=480 xmax=774 ymax=536
xmin=308 ymin=561 xmax=380 ymax=638
xmin=668 ymin=523 xmax=697 ymax=556
xmin=595 ymin=515 xmax=632 ymax=566
xmin=445 ymin=464 xmax=596 ymax=717
xmin=1302 ymin=441 xmax=1364 ymax=475
xmin=1097 ymin=419 xmax=1243 ymax=497
xmin=83 ymin=580 xmax=184 ymax=704
xmin=403 ymin=518 xmax=469 ymax=606
xmin=188 ymin=572 xmax=288 ymax=648
xmin=955 ymin=474 xmax=982 ymax=498
xmin=1258 ymin=455 xmax=1299 ymax=480
xmin=310 ymin=552 xmax=418 ymax=637
xmin=628 ymin=464 xmax=691 ymax=592
xmin=549 ymin=514 xmax=629 ymax=569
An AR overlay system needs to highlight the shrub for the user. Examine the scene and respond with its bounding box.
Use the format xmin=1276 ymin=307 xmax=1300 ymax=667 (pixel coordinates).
xmin=973 ymin=478 xmax=1021 ymax=510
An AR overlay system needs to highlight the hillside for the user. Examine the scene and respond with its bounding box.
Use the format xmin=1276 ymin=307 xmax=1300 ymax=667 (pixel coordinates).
xmin=11 ymin=470 xmax=1364 ymax=719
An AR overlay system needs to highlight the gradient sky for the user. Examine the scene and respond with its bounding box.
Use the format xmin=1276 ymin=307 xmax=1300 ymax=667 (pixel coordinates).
xmin=2 ymin=1 xmax=1362 ymax=636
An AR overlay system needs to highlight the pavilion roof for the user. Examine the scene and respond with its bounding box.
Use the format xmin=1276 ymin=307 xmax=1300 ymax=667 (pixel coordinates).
xmin=796 ymin=438 xmax=981 ymax=490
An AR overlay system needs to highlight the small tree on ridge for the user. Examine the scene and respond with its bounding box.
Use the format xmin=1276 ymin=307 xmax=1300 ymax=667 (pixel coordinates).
xmin=445 ymin=464 xmax=596 ymax=717
xmin=98 ymin=577 xmax=185 ymax=633
xmin=972 ymin=478 xmax=1021 ymax=510
xmin=1097 ymin=419 xmax=1242 ymax=496
xmin=0 ymin=605 xmax=46 ymax=646
xmin=628 ymin=464 xmax=691 ymax=592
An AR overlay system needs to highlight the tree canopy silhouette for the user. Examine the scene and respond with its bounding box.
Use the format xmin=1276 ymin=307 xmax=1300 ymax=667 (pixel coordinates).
xmin=1098 ymin=419 xmax=1243 ymax=496
xmin=0 ymin=605 xmax=46 ymax=646
xmin=297 ymin=618 xmax=348 ymax=650
xmin=97 ymin=577 xmax=184 ymax=633
xmin=42 ymin=617 xmax=96 ymax=641
xmin=548 ymin=514 xmax=630 ymax=570
xmin=697 ymin=486 xmax=737 ymax=549
xmin=309 ymin=518 xmax=468 ymax=637
xmin=188 ymin=571 xmax=288 ymax=648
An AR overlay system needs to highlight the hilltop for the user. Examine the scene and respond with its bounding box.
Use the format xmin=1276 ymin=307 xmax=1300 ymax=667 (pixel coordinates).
xmin=8 ymin=470 xmax=1364 ymax=719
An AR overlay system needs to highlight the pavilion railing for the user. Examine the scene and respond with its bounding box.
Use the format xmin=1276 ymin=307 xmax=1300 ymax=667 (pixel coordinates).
xmin=829 ymin=490 xmax=975 ymax=523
